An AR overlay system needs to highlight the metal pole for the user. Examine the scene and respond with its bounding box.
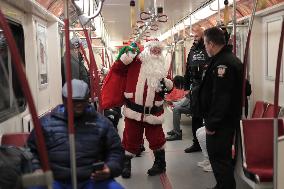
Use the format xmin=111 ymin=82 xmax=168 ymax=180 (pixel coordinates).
xmin=217 ymin=0 xmax=221 ymax=25
xmin=233 ymin=0 xmax=237 ymax=55
xmin=189 ymin=14 xmax=192 ymax=38
xmin=64 ymin=0 xmax=77 ymax=188
xmin=241 ymin=0 xmax=258 ymax=119
xmin=273 ymin=19 xmax=284 ymax=189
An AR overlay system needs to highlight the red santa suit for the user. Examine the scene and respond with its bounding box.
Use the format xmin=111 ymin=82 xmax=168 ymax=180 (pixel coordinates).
xmin=103 ymin=41 xmax=173 ymax=155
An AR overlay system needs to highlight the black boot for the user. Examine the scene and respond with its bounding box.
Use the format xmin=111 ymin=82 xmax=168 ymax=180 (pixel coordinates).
xmin=147 ymin=149 xmax=166 ymax=176
xmin=121 ymin=155 xmax=132 ymax=178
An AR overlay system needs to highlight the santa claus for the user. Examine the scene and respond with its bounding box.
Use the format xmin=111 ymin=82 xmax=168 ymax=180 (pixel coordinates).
xmin=102 ymin=40 xmax=173 ymax=178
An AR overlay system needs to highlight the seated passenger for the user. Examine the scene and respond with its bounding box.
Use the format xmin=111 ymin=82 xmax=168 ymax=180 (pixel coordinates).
xmin=196 ymin=126 xmax=212 ymax=172
xmin=27 ymin=79 xmax=124 ymax=189
xmin=166 ymin=93 xmax=191 ymax=141
xmin=165 ymin=76 xmax=188 ymax=141
xmin=165 ymin=75 xmax=186 ymax=105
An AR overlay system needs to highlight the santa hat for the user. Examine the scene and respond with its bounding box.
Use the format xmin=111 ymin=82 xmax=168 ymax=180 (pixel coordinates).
xmin=143 ymin=39 xmax=165 ymax=50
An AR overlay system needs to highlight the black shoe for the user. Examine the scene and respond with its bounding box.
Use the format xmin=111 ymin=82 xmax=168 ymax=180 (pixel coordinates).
xmin=167 ymin=129 xmax=182 ymax=136
xmin=166 ymin=133 xmax=182 ymax=141
xmin=184 ymin=144 xmax=201 ymax=153
xmin=167 ymin=130 xmax=175 ymax=136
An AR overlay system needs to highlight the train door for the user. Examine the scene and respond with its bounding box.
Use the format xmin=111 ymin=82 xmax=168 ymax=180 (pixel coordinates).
xmin=0 ymin=20 xmax=26 ymax=126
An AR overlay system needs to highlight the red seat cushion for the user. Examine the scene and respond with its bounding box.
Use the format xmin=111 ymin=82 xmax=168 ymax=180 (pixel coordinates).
xmin=262 ymin=104 xmax=281 ymax=118
xmin=242 ymin=118 xmax=284 ymax=182
xmin=252 ymin=101 xmax=267 ymax=118
xmin=1 ymin=133 xmax=30 ymax=147
xmin=246 ymin=166 xmax=273 ymax=182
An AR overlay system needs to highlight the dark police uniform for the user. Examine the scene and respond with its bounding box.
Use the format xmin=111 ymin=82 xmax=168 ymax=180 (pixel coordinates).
xmin=184 ymin=40 xmax=209 ymax=146
xmin=199 ymin=45 xmax=242 ymax=189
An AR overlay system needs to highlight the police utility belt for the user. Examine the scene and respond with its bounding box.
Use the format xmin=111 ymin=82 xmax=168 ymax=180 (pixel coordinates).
xmin=125 ymin=98 xmax=163 ymax=115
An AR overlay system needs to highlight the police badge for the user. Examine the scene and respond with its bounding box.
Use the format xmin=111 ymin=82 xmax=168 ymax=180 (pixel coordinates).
xmin=217 ymin=65 xmax=227 ymax=77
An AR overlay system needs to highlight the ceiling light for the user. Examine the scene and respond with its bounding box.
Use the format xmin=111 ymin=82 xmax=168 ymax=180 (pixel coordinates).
xmin=158 ymin=0 xmax=233 ymax=41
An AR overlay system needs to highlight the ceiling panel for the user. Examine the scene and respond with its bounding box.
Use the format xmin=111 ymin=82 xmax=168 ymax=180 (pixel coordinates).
xmin=35 ymin=0 xmax=284 ymax=45
xmin=100 ymin=0 xmax=207 ymax=43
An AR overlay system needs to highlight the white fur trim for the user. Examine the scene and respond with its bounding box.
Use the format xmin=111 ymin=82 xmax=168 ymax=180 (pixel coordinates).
xmin=135 ymin=69 xmax=146 ymax=105
xmin=144 ymin=41 xmax=165 ymax=50
xmin=123 ymin=106 xmax=164 ymax=125
xmin=143 ymin=114 xmax=164 ymax=125
xmin=125 ymin=151 xmax=135 ymax=157
xmin=144 ymin=86 xmax=155 ymax=107
xmin=120 ymin=53 xmax=133 ymax=65
xmin=157 ymin=145 xmax=166 ymax=150
xmin=164 ymin=78 xmax=173 ymax=90
xmin=155 ymin=100 xmax=164 ymax=106
xmin=123 ymin=106 xmax=142 ymax=121
xmin=124 ymin=92 xmax=133 ymax=99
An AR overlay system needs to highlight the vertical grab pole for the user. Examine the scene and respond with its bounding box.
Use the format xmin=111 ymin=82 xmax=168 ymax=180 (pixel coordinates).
xmin=83 ymin=28 xmax=102 ymax=112
xmin=217 ymin=0 xmax=221 ymax=25
xmin=273 ymin=19 xmax=284 ymax=189
xmin=102 ymin=48 xmax=105 ymax=67
xmin=105 ymin=49 xmax=111 ymax=68
xmin=232 ymin=0 xmax=237 ymax=55
xmin=79 ymin=43 xmax=90 ymax=70
xmin=241 ymin=0 xmax=258 ymax=119
xmin=63 ymin=0 xmax=77 ymax=188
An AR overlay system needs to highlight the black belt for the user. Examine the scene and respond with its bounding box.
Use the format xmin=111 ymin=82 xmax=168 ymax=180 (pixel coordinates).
xmin=125 ymin=98 xmax=163 ymax=115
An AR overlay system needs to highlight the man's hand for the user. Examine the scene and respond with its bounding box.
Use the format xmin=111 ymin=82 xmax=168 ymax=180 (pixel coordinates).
xmin=91 ymin=164 xmax=111 ymax=181
xmin=206 ymin=128 xmax=215 ymax=135
xmin=184 ymin=90 xmax=190 ymax=95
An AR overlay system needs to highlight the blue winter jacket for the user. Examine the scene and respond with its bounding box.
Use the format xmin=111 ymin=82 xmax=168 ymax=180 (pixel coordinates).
xmin=27 ymin=104 xmax=123 ymax=181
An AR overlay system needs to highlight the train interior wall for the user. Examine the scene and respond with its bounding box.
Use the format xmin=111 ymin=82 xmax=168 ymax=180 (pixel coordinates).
xmin=0 ymin=1 xmax=62 ymax=134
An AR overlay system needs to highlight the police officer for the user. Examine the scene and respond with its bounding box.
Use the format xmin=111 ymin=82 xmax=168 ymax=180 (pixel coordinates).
xmin=200 ymin=27 xmax=242 ymax=189
xmin=182 ymin=27 xmax=209 ymax=151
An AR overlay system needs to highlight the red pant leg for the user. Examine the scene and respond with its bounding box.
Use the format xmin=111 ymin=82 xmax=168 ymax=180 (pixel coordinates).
xmin=122 ymin=118 xmax=144 ymax=154
xmin=144 ymin=122 xmax=166 ymax=151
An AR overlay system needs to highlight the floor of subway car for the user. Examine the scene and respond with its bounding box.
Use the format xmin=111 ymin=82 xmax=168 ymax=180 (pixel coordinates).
xmin=115 ymin=107 xmax=252 ymax=189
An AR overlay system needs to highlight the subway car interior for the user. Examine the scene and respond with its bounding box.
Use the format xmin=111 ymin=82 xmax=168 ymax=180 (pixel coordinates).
xmin=0 ymin=0 xmax=284 ymax=188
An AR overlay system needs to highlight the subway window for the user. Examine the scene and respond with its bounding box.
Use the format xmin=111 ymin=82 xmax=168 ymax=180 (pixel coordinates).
xmin=0 ymin=20 xmax=26 ymax=123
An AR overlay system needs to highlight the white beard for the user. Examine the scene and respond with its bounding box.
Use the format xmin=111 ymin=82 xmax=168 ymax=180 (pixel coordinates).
xmin=139 ymin=49 xmax=168 ymax=91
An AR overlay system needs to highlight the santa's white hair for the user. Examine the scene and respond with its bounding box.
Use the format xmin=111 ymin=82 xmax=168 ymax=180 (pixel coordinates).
xmin=138 ymin=41 xmax=168 ymax=90
xmin=143 ymin=40 xmax=165 ymax=50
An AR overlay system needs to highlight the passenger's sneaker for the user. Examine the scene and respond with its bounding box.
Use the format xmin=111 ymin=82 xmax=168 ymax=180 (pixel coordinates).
xmin=166 ymin=133 xmax=182 ymax=141
xmin=184 ymin=143 xmax=201 ymax=153
xmin=167 ymin=130 xmax=175 ymax=136
xmin=203 ymin=164 xmax=213 ymax=172
xmin=167 ymin=129 xmax=182 ymax=136
xmin=197 ymin=159 xmax=210 ymax=168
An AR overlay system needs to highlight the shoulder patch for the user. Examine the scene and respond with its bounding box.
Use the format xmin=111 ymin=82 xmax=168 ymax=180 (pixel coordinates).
xmin=216 ymin=65 xmax=227 ymax=77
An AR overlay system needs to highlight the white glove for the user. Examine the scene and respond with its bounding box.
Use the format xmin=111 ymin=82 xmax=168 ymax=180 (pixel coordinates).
xmin=120 ymin=51 xmax=137 ymax=65
xmin=163 ymin=78 xmax=173 ymax=90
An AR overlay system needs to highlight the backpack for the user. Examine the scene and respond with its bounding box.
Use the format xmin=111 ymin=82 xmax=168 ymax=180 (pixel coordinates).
xmin=0 ymin=146 xmax=33 ymax=189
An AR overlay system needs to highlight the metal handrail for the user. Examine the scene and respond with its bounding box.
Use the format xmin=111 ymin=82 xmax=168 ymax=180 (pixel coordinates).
xmin=71 ymin=0 xmax=105 ymax=26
